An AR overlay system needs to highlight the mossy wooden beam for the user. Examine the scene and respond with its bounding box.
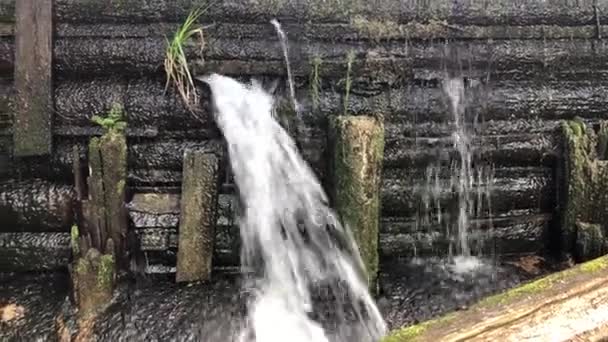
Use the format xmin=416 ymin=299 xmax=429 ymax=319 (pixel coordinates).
xmin=382 ymin=255 xmax=608 ymax=342
xmin=329 ymin=115 xmax=384 ymax=289
xmin=175 ymin=150 xmax=220 ymax=283
xmin=559 ymin=119 xmax=608 ymax=261
xmin=13 ymin=0 xmax=52 ymax=156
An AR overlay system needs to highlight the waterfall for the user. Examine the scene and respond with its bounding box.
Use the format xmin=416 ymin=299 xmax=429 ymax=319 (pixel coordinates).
xmin=203 ymin=74 xmax=386 ymax=342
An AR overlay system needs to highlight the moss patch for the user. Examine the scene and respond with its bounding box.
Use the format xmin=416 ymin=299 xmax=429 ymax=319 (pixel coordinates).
xmin=71 ymin=224 xmax=80 ymax=257
xmin=91 ymin=103 xmax=126 ymax=133
xmin=560 ymin=119 xmax=608 ymax=261
xmin=329 ymin=116 xmax=384 ymax=289
xmin=96 ymin=254 xmax=115 ymax=290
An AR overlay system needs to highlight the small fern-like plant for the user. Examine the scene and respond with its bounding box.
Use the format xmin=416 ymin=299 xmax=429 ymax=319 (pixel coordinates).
xmin=343 ymin=50 xmax=356 ymax=116
xmin=164 ymin=7 xmax=207 ymax=112
xmin=310 ymin=56 xmax=322 ymax=111
xmin=92 ymin=103 xmax=127 ymax=133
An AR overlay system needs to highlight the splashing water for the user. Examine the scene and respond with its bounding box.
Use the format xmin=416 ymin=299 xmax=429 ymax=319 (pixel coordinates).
xmin=418 ymin=77 xmax=494 ymax=274
xmin=203 ymin=74 xmax=386 ymax=342
xmin=445 ymin=78 xmax=473 ymax=258
xmin=270 ymin=19 xmax=300 ymax=115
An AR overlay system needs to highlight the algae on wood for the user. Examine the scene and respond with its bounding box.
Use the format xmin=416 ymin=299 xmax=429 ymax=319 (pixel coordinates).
xmin=71 ymin=236 xmax=115 ymax=317
xmin=560 ymin=119 xmax=608 ymax=261
xmin=329 ymin=115 xmax=384 ymax=288
xmin=176 ymin=150 xmax=220 ymax=283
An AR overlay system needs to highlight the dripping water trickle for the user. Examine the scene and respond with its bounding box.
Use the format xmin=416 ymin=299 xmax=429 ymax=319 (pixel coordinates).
xmin=271 ymin=19 xmax=301 ymax=116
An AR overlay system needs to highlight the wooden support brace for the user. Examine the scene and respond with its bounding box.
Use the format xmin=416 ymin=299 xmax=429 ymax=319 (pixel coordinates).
xmin=13 ymin=0 xmax=53 ymax=156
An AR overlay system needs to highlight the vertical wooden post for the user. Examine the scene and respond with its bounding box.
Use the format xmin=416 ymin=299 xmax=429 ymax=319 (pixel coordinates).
xmin=560 ymin=119 xmax=608 ymax=261
xmin=176 ymin=150 xmax=220 ymax=283
xmin=13 ymin=0 xmax=53 ymax=156
xmin=69 ymin=109 xmax=127 ymax=319
xmin=329 ymin=115 xmax=385 ymax=290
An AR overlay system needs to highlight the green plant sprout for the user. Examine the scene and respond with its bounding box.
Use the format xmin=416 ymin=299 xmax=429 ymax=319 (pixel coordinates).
xmin=91 ymin=103 xmax=127 ymax=132
xmin=310 ymin=56 xmax=322 ymax=111
xmin=164 ymin=6 xmax=208 ymax=111
xmin=343 ymin=50 xmax=356 ymax=116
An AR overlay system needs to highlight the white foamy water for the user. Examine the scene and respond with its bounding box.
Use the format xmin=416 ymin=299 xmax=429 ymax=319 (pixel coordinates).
xmin=203 ymin=74 xmax=386 ymax=342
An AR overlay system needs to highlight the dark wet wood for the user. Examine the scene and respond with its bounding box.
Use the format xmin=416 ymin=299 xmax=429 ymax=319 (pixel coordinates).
xmin=13 ymin=0 xmax=52 ymax=156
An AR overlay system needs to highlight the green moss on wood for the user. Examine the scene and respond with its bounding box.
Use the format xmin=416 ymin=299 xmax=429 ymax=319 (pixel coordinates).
xmin=329 ymin=116 xmax=385 ymax=289
xmin=71 ymin=224 xmax=80 ymax=257
xmin=580 ymin=254 xmax=608 ymax=272
xmin=351 ymin=16 xmax=400 ymax=41
xmin=560 ymin=119 xmax=608 ymax=261
xmin=308 ymin=0 xmax=360 ymax=19
xmin=91 ymin=103 xmax=127 ymax=133
xmin=96 ymin=254 xmax=115 ymax=290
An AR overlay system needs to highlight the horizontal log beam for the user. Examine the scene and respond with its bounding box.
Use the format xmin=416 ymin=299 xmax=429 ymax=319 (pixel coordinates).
xmin=56 ymin=22 xmax=608 ymax=41
xmin=46 ymin=78 xmax=608 ymax=135
xmin=0 ymin=33 xmax=607 ymax=80
xmin=380 ymin=214 xmax=550 ymax=258
xmin=52 ymin=0 xmax=606 ymax=26
xmin=0 ymin=232 xmax=70 ymax=271
xmin=382 ymin=167 xmax=554 ymax=218
xmin=0 ymin=179 xmax=75 ymax=232
xmin=50 ymin=37 xmax=608 ymax=81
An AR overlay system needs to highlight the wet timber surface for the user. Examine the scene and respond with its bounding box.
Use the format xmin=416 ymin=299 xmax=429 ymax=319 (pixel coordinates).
xmin=0 ymin=255 xmax=562 ymax=341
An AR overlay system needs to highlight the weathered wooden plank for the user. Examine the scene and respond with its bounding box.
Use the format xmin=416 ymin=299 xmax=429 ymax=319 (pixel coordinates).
xmin=176 ymin=151 xmax=220 ymax=283
xmin=13 ymin=0 xmax=52 ymax=156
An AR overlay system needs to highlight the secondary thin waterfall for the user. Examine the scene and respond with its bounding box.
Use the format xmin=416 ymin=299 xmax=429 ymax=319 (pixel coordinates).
xmin=270 ymin=19 xmax=300 ymax=115
xmin=204 ymin=74 xmax=386 ymax=342
xmin=418 ymin=77 xmax=494 ymax=270
xmin=445 ymin=78 xmax=473 ymax=257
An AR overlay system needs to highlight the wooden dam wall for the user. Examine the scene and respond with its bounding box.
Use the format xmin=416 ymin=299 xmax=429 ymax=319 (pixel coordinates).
xmin=1 ymin=0 xmax=607 ymax=273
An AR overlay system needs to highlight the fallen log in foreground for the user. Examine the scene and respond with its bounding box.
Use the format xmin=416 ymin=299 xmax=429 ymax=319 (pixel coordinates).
xmin=382 ymin=255 xmax=608 ymax=342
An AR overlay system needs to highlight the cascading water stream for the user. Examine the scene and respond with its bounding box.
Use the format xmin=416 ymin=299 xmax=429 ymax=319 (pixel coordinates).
xmin=203 ymin=74 xmax=386 ymax=342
